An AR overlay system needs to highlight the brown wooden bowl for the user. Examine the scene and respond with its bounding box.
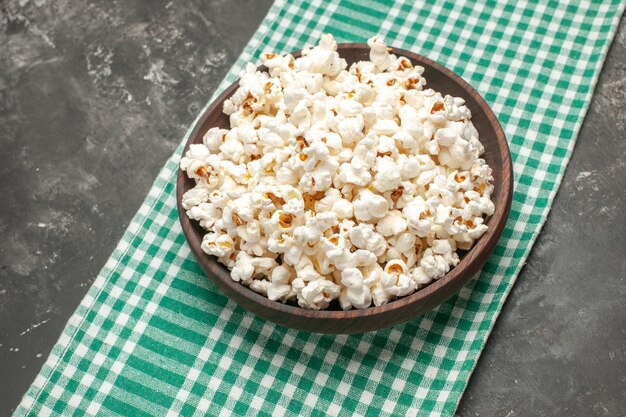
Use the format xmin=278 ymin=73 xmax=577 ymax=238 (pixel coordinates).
xmin=177 ymin=43 xmax=513 ymax=334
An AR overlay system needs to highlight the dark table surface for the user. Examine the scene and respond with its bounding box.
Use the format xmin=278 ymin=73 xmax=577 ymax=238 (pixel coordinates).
xmin=1 ymin=1 xmax=624 ymax=415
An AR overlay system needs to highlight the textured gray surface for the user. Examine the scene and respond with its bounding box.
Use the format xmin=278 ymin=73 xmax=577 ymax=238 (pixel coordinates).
xmin=0 ymin=1 xmax=624 ymax=415
xmin=456 ymin=15 xmax=626 ymax=417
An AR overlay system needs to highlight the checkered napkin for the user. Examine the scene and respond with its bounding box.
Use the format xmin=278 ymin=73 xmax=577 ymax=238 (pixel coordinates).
xmin=15 ymin=1 xmax=624 ymax=416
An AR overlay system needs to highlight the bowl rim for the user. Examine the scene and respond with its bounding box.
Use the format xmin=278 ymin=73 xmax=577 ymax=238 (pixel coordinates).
xmin=176 ymin=42 xmax=513 ymax=323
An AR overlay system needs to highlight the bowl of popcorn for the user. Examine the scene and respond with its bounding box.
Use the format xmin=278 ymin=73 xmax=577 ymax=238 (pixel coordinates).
xmin=177 ymin=34 xmax=513 ymax=333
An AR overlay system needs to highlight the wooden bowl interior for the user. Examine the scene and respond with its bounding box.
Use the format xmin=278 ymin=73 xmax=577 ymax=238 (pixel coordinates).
xmin=177 ymin=44 xmax=512 ymax=333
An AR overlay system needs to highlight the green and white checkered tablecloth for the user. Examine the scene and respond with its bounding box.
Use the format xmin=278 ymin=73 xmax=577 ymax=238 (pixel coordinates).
xmin=15 ymin=1 xmax=624 ymax=416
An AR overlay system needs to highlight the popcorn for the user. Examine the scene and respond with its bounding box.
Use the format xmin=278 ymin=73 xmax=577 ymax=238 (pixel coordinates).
xmin=349 ymin=224 xmax=387 ymax=257
xmin=250 ymin=257 xmax=278 ymax=276
xmin=399 ymin=105 xmax=424 ymax=141
xmin=419 ymin=249 xmax=450 ymax=280
xmin=397 ymin=155 xmax=420 ymax=180
xmin=297 ymin=33 xmax=347 ymax=77
xmin=302 ymin=140 xmax=330 ymax=171
xmin=187 ymin=203 xmax=219 ymax=229
xmin=180 ymin=145 xmax=221 ymax=184
xmin=249 ymin=279 xmax=269 ymax=296
xmin=352 ymin=134 xmax=377 ymax=167
xmin=431 ymin=239 xmax=454 ymax=255
xmin=339 ymin=268 xmax=372 ymax=310
xmin=372 ymin=157 xmax=402 ymax=192
xmin=238 ymin=220 xmax=264 ymax=256
xmin=368 ymin=36 xmax=395 ymax=72
xmin=408 ymin=266 xmax=432 ymax=286
xmin=267 ymin=265 xmax=294 ymax=302
xmin=375 ymin=211 xmax=408 ymax=237
xmin=288 ymin=101 xmax=311 ymax=128
xmin=338 ymin=116 xmax=365 ymax=145
xmin=379 ymin=259 xmax=415 ymax=298
xmin=181 ymin=34 xmax=494 ymax=310
xmin=353 ymin=189 xmax=389 ymax=222
xmin=201 ymin=233 xmax=234 ymax=258
xmin=403 ymin=197 xmax=432 ymax=237
xmin=293 ymin=212 xmax=337 ymax=251
xmin=332 ymin=198 xmax=354 ymax=219
xmin=393 ymin=232 xmax=417 ymax=253
xmin=338 ymin=159 xmax=372 ymax=187
xmin=338 ymin=98 xmax=364 ymax=117
xmin=373 ymin=119 xmax=400 ymax=136
xmin=299 ymin=168 xmax=333 ymax=193
xmin=182 ymin=186 xmax=209 ymax=210
xmin=203 ymin=127 xmax=228 ymax=152
xmin=292 ymin=277 xmax=341 ymax=309
xmin=231 ymin=251 xmax=255 ymax=284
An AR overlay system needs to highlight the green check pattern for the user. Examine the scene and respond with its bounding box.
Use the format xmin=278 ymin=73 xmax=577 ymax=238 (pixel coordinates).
xmin=15 ymin=1 xmax=624 ymax=416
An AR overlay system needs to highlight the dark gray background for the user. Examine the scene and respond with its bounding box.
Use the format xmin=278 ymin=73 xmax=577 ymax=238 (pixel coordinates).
xmin=0 ymin=1 xmax=624 ymax=415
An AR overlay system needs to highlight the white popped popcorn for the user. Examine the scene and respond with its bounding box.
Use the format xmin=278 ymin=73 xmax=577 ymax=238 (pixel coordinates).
xmin=181 ymin=34 xmax=494 ymax=310
xmin=339 ymin=267 xmax=372 ymax=310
